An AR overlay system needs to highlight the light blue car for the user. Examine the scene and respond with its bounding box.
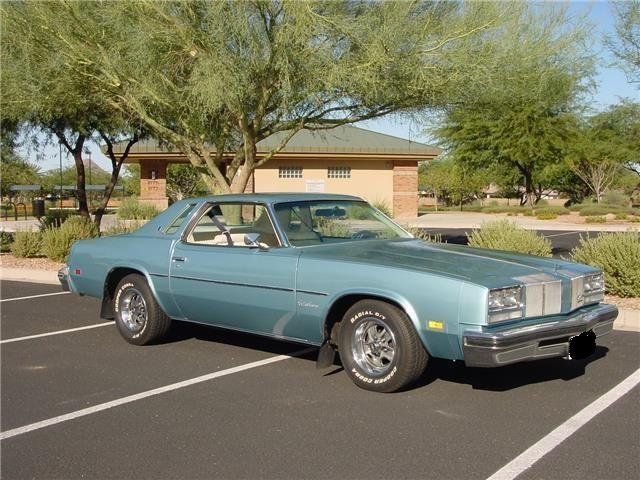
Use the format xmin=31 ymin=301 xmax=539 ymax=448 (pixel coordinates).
xmin=59 ymin=193 xmax=617 ymax=392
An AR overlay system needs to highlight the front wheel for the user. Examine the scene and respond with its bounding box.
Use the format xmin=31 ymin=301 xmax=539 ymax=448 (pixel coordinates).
xmin=114 ymin=274 xmax=171 ymax=345
xmin=338 ymin=300 xmax=428 ymax=392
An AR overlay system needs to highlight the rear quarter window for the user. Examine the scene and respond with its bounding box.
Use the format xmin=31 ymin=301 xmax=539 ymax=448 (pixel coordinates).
xmin=164 ymin=204 xmax=197 ymax=235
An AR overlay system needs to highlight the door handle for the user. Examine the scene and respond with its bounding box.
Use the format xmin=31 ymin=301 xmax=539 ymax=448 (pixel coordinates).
xmin=172 ymin=256 xmax=185 ymax=262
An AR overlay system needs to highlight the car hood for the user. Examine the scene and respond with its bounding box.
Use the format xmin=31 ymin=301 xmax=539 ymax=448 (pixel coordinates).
xmin=299 ymin=239 xmax=592 ymax=288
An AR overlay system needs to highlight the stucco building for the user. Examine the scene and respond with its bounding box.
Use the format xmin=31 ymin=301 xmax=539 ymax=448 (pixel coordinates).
xmin=115 ymin=125 xmax=440 ymax=218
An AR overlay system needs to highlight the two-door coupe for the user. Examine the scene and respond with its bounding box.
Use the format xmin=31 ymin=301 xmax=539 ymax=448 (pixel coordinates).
xmin=59 ymin=194 xmax=617 ymax=392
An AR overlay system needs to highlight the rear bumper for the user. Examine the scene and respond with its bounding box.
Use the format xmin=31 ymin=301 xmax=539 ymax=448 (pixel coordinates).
xmin=462 ymin=303 xmax=618 ymax=367
xmin=58 ymin=266 xmax=70 ymax=292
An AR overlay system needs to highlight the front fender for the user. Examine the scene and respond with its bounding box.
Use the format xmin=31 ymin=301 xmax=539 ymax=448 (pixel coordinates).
xmin=321 ymin=288 xmax=445 ymax=357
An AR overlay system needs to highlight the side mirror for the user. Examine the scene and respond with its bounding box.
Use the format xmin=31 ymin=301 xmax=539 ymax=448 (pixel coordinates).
xmin=244 ymin=233 xmax=268 ymax=250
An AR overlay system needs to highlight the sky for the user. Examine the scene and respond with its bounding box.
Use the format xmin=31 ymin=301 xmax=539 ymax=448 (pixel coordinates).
xmin=24 ymin=0 xmax=639 ymax=173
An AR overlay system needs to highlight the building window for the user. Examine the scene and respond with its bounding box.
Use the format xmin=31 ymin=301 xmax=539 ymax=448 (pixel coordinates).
xmin=328 ymin=166 xmax=351 ymax=179
xmin=279 ymin=166 xmax=303 ymax=178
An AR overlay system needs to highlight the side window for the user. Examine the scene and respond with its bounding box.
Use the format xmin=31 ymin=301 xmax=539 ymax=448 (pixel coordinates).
xmin=164 ymin=203 xmax=196 ymax=235
xmin=184 ymin=203 xmax=280 ymax=248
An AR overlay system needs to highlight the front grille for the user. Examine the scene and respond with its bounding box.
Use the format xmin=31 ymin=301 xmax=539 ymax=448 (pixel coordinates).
xmin=515 ymin=274 xmax=562 ymax=317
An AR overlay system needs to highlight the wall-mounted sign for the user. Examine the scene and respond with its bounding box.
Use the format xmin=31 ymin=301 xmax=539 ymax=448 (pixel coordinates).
xmin=305 ymin=179 xmax=325 ymax=193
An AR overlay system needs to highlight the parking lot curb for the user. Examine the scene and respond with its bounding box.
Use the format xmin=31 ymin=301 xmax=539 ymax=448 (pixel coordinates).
xmin=0 ymin=268 xmax=59 ymax=285
xmin=615 ymin=309 xmax=640 ymax=333
xmin=1 ymin=269 xmax=638 ymax=332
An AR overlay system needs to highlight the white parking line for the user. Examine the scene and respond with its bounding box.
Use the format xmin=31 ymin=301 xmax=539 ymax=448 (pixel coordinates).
xmin=1 ymin=291 xmax=70 ymax=303
xmin=0 ymin=322 xmax=114 ymax=344
xmin=487 ymin=367 xmax=640 ymax=480
xmin=0 ymin=347 xmax=315 ymax=441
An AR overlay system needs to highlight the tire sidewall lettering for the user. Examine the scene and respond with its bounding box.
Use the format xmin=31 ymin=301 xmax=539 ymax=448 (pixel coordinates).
xmin=351 ymin=365 xmax=397 ymax=385
xmin=348 ymin=309 xmax=397 ymax=385
xmin=114 ymin=282 xmax=134 ymax=313
xmin=114 ymin=281 xmax=148 ymax=339
xmin=349 ymin=310 xmax=386 ymax=324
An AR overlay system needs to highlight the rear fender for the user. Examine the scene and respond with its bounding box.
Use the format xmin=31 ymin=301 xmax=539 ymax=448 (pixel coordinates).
xmin=101 ymin=265 xmax=172 ymax=320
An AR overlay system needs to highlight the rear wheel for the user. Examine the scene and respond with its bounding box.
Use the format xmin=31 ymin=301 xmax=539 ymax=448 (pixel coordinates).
xmin=338 ymin=300 xmax=428 ymax=392
xmin=114 ymin=274 xmax=171 ymax=345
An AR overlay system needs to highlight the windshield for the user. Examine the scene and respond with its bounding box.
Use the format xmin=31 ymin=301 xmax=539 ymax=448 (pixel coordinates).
xmin=273 ymin=200 xmax=411 ymax=247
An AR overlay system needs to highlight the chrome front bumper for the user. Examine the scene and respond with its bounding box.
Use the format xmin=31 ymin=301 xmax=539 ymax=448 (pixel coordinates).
xmin=462 ymin=303 xmax=618 ymax=367
xmin=58 ymin=266 xmax=70 ymax=292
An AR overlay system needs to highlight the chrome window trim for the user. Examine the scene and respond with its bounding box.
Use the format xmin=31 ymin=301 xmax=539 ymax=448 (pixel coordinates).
xmin=271 ymin=199 xmax=412 ymax=248
xmin=163 ymin=203 xmax=198 ymax=235
xmin=180 ymin=201 xmax=285 ymax=248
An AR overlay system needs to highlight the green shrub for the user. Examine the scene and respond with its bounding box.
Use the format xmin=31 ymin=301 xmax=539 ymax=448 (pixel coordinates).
xmin=39 ymin=209 xmax=74 ymax=230
xmin=101 ymin=220 xmax=144 ymax=236
xmin=348 ymin=204 xmax=373 ymax=220
xmin=629 ymin=216 xmax=640 ymax=223
xmin=571 ymin=231 xmax=640 ymax=297
xmin=0 ymin=231 xmax=15 ymax=252
xmin=536 ymin=212 xmax=557 ymax=220
xmin=42 ymin=216 xmax=100 ymax=262
xmin=535 ymin=206 xmax=570 ymax=216
xmin=569 ymin=203 xmax=588 ymax=212
xmin=117 ymin=198 xmax=160 ymax=220
xmin=615 ymin=212 xmax=628 ymax=220
xmin=462 ymin=205 xmax=484 ymax=212
xmin=315 ymin=217 xmax=350 ymax=238
xmin=371 ymin=199 xmax=392 ymax=218
xmin=481 ymin=205 xmax=518 ymax=214
xmin=602 ymin=191 xmax=630 ymax=207
xmin=406 ymin=227 xmax=443 ymax=243
xmin=578 ymin=204 xmax=632 ymax=216
xmin=585 ymin=216 xmax=607 ymax=224
xmin=10 ymin=230 xmax=43 ymax=258
xmin=467 ymin=220 xmax=552 ymax=257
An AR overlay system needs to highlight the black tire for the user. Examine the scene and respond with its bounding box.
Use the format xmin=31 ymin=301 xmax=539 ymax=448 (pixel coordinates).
xmin=338 ymin=299 xmax=428 ymax=393
xmin=113 ymin=274 xmax=171 ymax=345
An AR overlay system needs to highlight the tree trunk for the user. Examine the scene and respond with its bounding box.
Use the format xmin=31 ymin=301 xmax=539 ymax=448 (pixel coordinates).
xmin=72 ymin=150 xmax=90 ymax=218
xmin=521 ymin=169 xmax=536 ymax=210
xmin=93 ymin=165 xmax=122 ymax=227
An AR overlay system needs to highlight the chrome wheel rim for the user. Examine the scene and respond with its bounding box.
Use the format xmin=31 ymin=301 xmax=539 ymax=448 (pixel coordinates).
xmin=119 ymin=288 xmax=147 ymax=333
xmin=351 ymin=319 xmax=396 ymax=375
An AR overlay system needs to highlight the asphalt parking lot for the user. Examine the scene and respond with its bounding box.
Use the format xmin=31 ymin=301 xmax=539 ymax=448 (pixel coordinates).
xmin=1 ymin=280 xmax=639 ymax=480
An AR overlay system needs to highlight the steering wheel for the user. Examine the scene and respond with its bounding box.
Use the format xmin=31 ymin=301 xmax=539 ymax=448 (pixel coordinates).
xmin=351 ymin=230 xmax=377 ymax=240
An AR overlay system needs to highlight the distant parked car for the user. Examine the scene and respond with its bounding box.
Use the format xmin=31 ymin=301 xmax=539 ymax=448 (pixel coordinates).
xmin=59 ymin=194 xmax=617 ymax=392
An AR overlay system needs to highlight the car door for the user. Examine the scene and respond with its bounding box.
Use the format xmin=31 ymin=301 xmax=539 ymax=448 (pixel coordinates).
xmin=169 ymin=202 xmax=303 ymax=340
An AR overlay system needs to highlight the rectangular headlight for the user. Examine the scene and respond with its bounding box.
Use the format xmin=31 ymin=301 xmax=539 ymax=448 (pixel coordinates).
xmin=571 ymin=272 xmax=605 ymax=309
xmin=488 ymin=286 xmax=524 ymax=323
xmin=584 ymin=272 xmax=605 ymax=304
xmin=584 ymin=272 xmax=605 ymax=295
